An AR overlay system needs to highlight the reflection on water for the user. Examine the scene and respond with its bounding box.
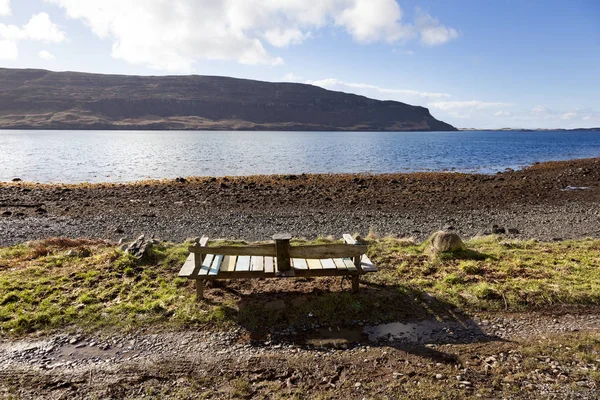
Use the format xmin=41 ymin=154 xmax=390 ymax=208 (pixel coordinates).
xmin=1 ymin=130 xmax=599 ymax=183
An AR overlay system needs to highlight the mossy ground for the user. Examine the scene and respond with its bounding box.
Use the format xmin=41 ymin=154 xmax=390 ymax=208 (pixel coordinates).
xmin=1 ymin=235 xmax=600 ymax=336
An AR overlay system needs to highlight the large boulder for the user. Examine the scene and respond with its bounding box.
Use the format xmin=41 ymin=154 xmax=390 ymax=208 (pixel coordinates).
xmin=429 ymin=231 xmax=466 ymax=254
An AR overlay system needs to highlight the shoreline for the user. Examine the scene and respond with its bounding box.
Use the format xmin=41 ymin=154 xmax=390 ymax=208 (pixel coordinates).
xmin=1 ymin=157 xmax=599 ymax=246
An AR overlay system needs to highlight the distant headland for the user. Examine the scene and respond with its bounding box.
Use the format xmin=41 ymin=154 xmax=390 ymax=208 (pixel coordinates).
xmin=0 ymin=68 xmax=456 ymax=132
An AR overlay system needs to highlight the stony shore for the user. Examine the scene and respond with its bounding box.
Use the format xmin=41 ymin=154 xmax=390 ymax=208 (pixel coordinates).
xmin=1 ymin=158 xmax=599 ymax=245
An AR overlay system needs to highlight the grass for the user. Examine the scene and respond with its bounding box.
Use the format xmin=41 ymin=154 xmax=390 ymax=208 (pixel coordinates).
xmin=1 ymin=235 xmax=600 ymax=336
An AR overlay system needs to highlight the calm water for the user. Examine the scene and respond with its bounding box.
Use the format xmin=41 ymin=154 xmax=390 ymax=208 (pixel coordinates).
xmin=1 ymin=130 xmax=600 ymax=183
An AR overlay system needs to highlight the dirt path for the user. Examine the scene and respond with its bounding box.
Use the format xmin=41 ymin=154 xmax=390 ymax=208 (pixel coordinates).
xmin=2 ymin=311 xmax=600 ymax=399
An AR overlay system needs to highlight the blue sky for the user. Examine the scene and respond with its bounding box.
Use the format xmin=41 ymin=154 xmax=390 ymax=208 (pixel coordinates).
xmin=0 ymin=0 xmax=599 ymax=129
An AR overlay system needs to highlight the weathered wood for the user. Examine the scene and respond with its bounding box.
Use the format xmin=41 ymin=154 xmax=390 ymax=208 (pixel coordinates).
xmin=321 ymin=258 xmax=337 ymax=270
xmin=361 ymin=255 xmax=378 ymax=272
xmin=333 ymin=258 xmax=347 ymax=270
xmin=289 ymin=244 xmax=367 ymax=259
xmin=197 ymin=236 xmax=210 ymax=247
xmin=306 ymin=259 xmax=323 ymax=270
xmin=189 ymin=243 xmax=366 ymax=259
xmin=236 ymin=255 xmax=251 ymax=271
xmin=292 ymin=258 xmax=308 ymax=270
xmin=220 ymin=255 xmax=237 ymax=272
xmin=178 ymin=253 xmax=196 ymax=277
xmin=209 ymin=255 xmax=223 ymax=276
xmin=196 ymin=280 xmax=204 ymax=300
xmin=264 ymin=256 xmax=274 ymax=274
xmin=351 ymin=276 xmax=360 ymax=293
xmin=191 ymin=236 xmax=210 ymax=279
xmin=198 ymin=254 xmax=214 ymax=276
xmin=343 ymin=234 xmax=356 ymax=245
xmin=343 ymin=258 xmax=357 ymax=271
xmin=251 ymin=256 xmax=264 ymax=272
xmin=274 ymin=233 xmax=291 ymax=272
xmin=189 ymin=244 xmax=276 ymax=257
xmin=195 ymin=267 xmax=359 ymax=280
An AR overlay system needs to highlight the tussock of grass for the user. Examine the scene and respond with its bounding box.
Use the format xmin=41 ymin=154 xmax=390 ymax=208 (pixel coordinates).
xmin=2 ymin=235 xmax=600 ymax=335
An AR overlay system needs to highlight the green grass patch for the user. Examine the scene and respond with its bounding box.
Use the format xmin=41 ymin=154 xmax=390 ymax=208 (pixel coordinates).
xmin=2 ymin=235 xmax=600 ymax=336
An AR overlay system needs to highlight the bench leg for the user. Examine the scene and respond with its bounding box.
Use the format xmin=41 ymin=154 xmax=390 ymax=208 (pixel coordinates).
xmin=351 ymin=275 xmax=360 ymax=293
xmin=196 ymin=280 xmax=204 ymax=301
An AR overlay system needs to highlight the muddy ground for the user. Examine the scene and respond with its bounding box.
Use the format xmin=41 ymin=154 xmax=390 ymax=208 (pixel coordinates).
xmin=2 ymin=311 xmax=600 ymax=399
xmin=1 ymin=158 xmax=600 ymax=246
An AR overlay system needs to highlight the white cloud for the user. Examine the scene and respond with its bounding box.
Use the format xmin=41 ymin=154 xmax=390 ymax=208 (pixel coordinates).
xmin=428 ymin=100 xmax=514 ymax=111
xmin=0 ymin=12 xmax=65 ymax=60
xmin=334 ymin=0 xmax=413 ymax=43
xmin=38 ymin=49 xmax=55 ymax=60
xmin=22 ymin=12 xmax=66 ymax=42
xmin=282 ymin=72 xmax=302 ymax=82
xmin=264 ymin=28 xmax=310 ymax=48
xmin=45 ymin=0 xmax=457 ymax=71
xmin=0 ymin=0 xmax=10 ymax=16
xmin=415 ymin=8 xmax=459 ymax=46
xmin=306 ymin=78 xmax=450 ymax=103
xmin=0 ymin=39 xmax=17 ymax=59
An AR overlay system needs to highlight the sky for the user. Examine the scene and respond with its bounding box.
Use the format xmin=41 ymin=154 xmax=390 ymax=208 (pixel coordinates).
xmin=0 ymin=0 xmax=599 ymax=129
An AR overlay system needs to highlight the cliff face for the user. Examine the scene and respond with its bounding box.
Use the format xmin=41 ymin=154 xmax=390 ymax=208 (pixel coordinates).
xmin=0 ymin=68 xmax=457 ymax=131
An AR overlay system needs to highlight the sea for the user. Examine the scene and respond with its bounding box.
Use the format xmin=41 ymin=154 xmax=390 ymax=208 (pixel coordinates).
xmin=1 ymin=130 xmax=599 ymax=183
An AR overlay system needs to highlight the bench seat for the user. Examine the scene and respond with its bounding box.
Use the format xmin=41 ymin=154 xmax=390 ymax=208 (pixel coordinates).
xmin=179 ymin=253 xmax=377 ymax=280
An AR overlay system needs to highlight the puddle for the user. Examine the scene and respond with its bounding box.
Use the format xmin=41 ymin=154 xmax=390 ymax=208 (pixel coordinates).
xmin=306 ymin=327 xmax=365 ymax=348
xmin=560 ymin=186 xmax=590 ymax=191
xmin=56 ymin=343 xmax=129 ymax=361
xmin=303 ymin=319 xmax=485 ymax=347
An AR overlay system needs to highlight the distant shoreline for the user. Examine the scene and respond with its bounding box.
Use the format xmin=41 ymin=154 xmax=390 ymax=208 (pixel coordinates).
xmin=459 ymin=127 xmax=600 ymax=132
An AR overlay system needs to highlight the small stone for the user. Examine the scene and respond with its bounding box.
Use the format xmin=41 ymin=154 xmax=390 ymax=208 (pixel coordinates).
xmin=435 ymin=374 xmax=444 ymax=380
xmin=1 ymin=211 xmax=11 ymax=217
xmin=508 ymin=228 xmax=520 ymax=234
xmin=12 ymin=178 xmax=22 ymax=182
xmin=354 ymin=382 xmax=362 ymax=388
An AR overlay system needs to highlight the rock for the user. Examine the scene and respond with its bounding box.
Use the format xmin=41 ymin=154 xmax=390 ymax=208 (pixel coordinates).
xmin=114 ymin=227 xmax=125 ymax=234
xmin=435 ymin=374 xmax=444 ymax=380
xmin=429 ymin=231 xmax=466 ymax=254
xmin=12 ymin=178 xmax=22 ymax=182
xmin=175 ymin=177 xmax=187 ymax=183
xmin=124 ymin=234 xmax=153 ymax=259
xmin=1 ymin=211 xmax=11 ymax=217
xmin=508 ymin=228 xmax=520 ymax=234
xmin=35 ymin=207 xmax=47 ymax=214
xmin=492 ymin=225 xmax=506 ymax=234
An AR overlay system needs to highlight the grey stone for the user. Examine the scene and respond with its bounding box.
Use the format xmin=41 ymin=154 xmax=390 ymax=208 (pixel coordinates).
xmin=429 ymin=231 xmax=466 ymax=254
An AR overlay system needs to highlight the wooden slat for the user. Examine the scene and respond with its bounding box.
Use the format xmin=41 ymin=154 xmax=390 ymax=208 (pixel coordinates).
xmin=321 ymin=258 xmax=337 ymax=270
xmin=198 ymin=236 xmax=210 ymax=247
xmin=220 ymin=255 xmax=237 ymax=272
xmin=178 ymin=253 xmax=195 ymax=277
xmin=190 ymin=244 xmax=276 ymax=257
xmin=198 ymin=254 xmax=214 ymax=276
xmin=251 ymin=256 xmax=264 ymax=272
xmin=264 ymin=257 xmax=274 ymax=274
xmin=343 ymin=258 xmax=357 ymax=271
xmin=189 ymin=243 xmax=366 ymax=258
xmin=209 ymin=255 xmax=223 ymax=276
xmin=236 ymin=255 xmax=251 ymax=272
xmin=306 ymin=259 xmax=323 ymax=270
xmin=289 ymin=244 xmax=366 ymax=259
xmin=361 ymin=255 xmax=377 ymax=272
xmin=333 ymin=258 xmax=347 ymax=270
xmin=343 ymin=234 xmax=356 ymax=244
xmin=292 ymin=258 xmax=308 ymax=270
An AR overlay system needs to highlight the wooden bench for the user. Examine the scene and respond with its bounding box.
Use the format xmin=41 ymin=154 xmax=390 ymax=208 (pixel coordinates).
xmin=178 ymin=233 xmax=377 ymax=300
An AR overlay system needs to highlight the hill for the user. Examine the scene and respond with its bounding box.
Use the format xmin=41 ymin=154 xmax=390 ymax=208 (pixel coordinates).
xmin=0 ymin=68 xmax=456 ymax=131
